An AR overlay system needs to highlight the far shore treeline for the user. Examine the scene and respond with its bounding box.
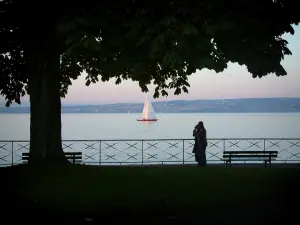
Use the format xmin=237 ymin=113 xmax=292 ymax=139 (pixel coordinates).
xmin=1 ymin=98 xmax=299 ymax=113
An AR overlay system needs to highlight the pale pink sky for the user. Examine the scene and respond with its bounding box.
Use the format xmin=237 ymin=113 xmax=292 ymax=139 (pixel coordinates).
xmin=2 ymin=26 xmax=300 ymax=105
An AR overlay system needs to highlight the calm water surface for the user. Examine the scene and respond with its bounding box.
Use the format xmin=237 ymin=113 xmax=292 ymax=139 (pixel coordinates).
xmin=0 ymin=113 xmax=299 ymax=140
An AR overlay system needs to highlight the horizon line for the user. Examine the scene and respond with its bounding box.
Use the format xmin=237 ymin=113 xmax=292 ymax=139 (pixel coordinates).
xmin=1 ymin=96 xmax=300 ymax=107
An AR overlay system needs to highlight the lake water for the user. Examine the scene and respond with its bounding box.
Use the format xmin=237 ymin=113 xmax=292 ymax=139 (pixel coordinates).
xmin=1 ymin=113 xmax=300 ymax=140
xmin=0 ymin=113 xmax=299 ymax=165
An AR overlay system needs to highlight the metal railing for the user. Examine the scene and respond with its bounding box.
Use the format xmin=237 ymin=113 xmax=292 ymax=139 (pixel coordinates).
xmin=0 ymin=138 xmax=300 ymax=166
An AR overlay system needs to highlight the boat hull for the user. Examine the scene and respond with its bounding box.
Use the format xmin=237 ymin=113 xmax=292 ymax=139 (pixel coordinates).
xmin=137 ymin=119 xmax=158 ymax=121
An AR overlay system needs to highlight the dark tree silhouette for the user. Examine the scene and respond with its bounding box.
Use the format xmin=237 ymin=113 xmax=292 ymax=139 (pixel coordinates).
xmin=0 ymin=0 xmax=299 ymax=164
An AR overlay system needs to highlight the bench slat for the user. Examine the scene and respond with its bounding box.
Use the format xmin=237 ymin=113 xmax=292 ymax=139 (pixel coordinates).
xmin=66 ymin=156 xmax=82 ymax=159
xmin=223 ymin=151 xmax=278 ymax=154
xmin=22 ymin=156 xmax=82 ymax=159
xmin=65 ymin=152 xmax=82 ymax=156
xmin=223 ymin=154 xmax=277 ymax=158
xmin=22 ymin=152 xmax=82 ymax=156
xmin=21 ymin=152 xmax=82 ymax=164
xmin=22 ymin=152 xmax=82 ymax=154
xmin=221 ymin=158 xmax=277 ymax=161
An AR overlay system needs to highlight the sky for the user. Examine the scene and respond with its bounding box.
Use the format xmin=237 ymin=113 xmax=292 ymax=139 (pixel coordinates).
xmin=1 ymin=26 xmax=300 ymax=105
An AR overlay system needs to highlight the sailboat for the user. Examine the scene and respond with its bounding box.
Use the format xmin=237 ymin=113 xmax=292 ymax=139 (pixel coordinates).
xmin=137 ymin=96 xmax=158 ymax=121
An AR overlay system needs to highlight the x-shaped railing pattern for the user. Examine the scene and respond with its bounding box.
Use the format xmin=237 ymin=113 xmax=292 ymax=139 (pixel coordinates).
xmin=13 ymin=142 xmax=30 ymax=163
xmin=265 ymin=139 xmax=300 ymax=161
xmin=1 ymin=138 xmax=300 ymax=166
xmin=82 ymin=142 xmax=99 ymax=161
xmin=0 ymin=142 xmax=11 ymax=163
xmin=223 ymin=139 xmax=267 ymax=157
xmin=143 ymin=140 xmax=184 ymax=162
xmin=206 ymin=140 xmax=224 ymax=160
xmin=101 ymin=141 xmax=142 ymax=162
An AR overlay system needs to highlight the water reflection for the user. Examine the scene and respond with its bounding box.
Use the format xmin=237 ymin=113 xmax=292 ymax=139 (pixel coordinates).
xmin=139 ymin=120 xmax=157 ymax=129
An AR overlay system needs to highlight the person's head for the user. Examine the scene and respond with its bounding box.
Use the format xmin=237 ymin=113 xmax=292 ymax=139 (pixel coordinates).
xmin=197 ymin=121 xmax=204 ymax=129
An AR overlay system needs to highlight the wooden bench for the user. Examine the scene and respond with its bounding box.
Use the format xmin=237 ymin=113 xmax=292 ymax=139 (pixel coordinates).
xmin=22 ymin=152 xmax=82 ymax=164
xmin=222 ymin=150 xmax=278 ymax=168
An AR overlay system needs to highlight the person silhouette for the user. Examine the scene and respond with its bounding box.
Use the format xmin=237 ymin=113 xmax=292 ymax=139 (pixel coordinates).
xmin=192 ymin=121 xmax=208 ymax=166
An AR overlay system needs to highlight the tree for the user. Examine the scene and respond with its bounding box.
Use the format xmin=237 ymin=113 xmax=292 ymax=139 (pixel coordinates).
xmin=1 ymin=0 xmax=299 ymax=165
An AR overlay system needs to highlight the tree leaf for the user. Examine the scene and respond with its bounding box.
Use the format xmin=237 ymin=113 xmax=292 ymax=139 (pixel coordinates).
xmin=174 ymin=87 xmax=181 ymax=95
xmin=183 ymin=24 xmax=199 ymax=35
xmin=182 ymin=86 xmax=189 ymax=93
xmin=85 ymin=80 xmax=91 ymax=86
xmin=115 ymin=77 xmax=122 ymax=85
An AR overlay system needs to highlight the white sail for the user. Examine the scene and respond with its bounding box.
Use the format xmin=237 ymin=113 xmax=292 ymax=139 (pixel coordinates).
xmin=138 ymin=96 xmax=157 ymax=121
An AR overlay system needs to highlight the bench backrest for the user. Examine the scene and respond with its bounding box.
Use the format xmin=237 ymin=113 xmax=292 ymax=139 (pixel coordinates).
xmin=22 ymin=152 xmax=82 ymax=161
xmin=223 ymin=150 xmax=278 ymax=158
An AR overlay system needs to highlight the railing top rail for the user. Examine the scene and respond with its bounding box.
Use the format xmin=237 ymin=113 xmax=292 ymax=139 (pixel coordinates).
xmin=0 ymin=138 xmax=300 ymax=142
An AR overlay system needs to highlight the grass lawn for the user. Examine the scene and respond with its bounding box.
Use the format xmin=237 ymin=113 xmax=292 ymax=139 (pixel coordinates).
xmin=1 ymin=164 xmax=299 ymax=224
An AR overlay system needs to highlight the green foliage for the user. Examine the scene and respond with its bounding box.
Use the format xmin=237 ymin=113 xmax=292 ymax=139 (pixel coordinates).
xmin=1 ymin=0 xmax=299 ymax=106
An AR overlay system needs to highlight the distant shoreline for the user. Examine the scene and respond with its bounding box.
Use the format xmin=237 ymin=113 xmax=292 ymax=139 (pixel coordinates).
xmin=1 ymin=97 xmax=300 ymax=113
xmin=2 ymin=111 xmax=300 ymax=114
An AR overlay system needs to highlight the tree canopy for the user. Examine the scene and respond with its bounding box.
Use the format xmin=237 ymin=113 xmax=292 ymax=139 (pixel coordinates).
xmin=1 ymin=0 xmax=299 ymax=107
xmin=1 ymin=0 xmax=299 ymax=164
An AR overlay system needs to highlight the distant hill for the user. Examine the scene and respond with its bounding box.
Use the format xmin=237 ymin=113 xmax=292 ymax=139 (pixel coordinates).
xmin=1 ymin=98 xmax=300 ymax=113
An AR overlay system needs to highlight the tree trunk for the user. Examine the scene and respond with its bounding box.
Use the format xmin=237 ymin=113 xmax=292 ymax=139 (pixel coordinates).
xmin=27 ymin=32 xmax=68 ymax=165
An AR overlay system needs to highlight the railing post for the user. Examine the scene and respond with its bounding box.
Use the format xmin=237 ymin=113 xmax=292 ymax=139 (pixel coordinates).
xmin=223 ymin=139 xmax=226 ymax=165
xmin=142 ymin=140 xmax=144 ymax=166
xmin=11 ymin=141 xmax=14 ymax=166
xmin=263 ymin=139 xmax=266 ymax=152
xmin=99 ymin=140 xmax=102 ymax=166
xmin=182 ymin=139 xmax=185 ymax=164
